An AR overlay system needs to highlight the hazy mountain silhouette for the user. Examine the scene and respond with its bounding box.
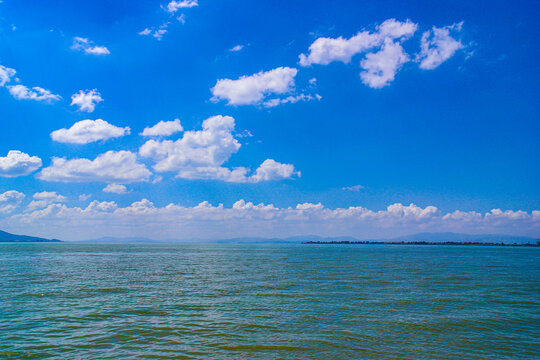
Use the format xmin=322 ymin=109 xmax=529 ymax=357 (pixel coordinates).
xmin=0 ymin=230 xmax=61 ymax=242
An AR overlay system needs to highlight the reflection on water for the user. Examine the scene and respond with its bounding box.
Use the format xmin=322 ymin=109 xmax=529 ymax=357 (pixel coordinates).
xmin=0 ymin=243 xmax=539 ymax=359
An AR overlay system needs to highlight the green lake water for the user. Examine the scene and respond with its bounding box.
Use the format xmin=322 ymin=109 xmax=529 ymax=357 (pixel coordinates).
xmin=0 ymin=243 xmax=539 ymax=359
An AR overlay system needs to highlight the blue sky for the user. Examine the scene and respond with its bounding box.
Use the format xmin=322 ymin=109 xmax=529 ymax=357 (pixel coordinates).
xmin=0 ymin=0 xmax=538 ymax=240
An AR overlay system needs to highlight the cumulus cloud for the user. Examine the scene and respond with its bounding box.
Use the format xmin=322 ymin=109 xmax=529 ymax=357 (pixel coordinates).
xmin=0 ymin=151 xmax=42 ymax=177
xmin=417 ymin=22 xmax=464 ymax=70
xmin=51 ymin=119 xmax=130 ymax=144
xmin=103 ymin=184 xmax=128 ymax=194
xmin=141 ymin=119 xmax=183 ymax=137
xmin=299 ymin=18 xmax=417 ymax=66
xmin=140 ymin=115 xmax=298 ymax=182
xmin=3 ymin=199 xmax=538 ymax=241
xmin=7 ymin=85 xmax=61 ymax=102
xmin=0 ymin=65 xmax=16 ymax=86
xmin=140 ymin=115 xmax=239 ymax=171
xmin=70 ymin=89 xmax=103 ymax=112
xmin=166 ymin=0 xmax=198 ymax=13
xmin=298 ymin=19 xmax=465 ymax=88
xmin=33 ymin=191 xmax=66 ymax=202
xmin=360 ymin=38 xmax=410 ymax=88
xmin=71 ymin=37 xmax=110 ymax=55
xmin=0 ymin=190 xmax=24 ymax=214
xmin=299 ymin=31 xmax=378 ymax=67
xmin=38 ymin=150 xmax=151 ymax=183
xmin=0 ymin=64 xmax=60 ymax=102
xmin=211 ymin=67 xmax=298 ymax=106
xmin=250 ymin=159 xmax=300 ymax=182
xmin=27 ymin=191 xmax=66 ymax=210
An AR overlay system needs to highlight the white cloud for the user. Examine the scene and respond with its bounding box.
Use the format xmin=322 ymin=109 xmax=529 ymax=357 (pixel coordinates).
xmin=229 ymin=44 xmax=244 ymax=52
xmin=79 ymin=194 xmax=92 ymax=201
xmin=140 ymin=115 xmax=298 ymax=182
xmin=299 ymin=19 xmax=417 ymax=66
xmin=0 ymin=151 xmax=42 ymax=177
xmin=51 ymin=119 xmax=130 ymax=144
xmin=7 ymin=85 xmax=61 ymax=102
xmin=140 ymin=115 xmax=240 ymax=173
xmin=235 ymin=129 xmax=253 ymax=138
xmin=211 ymin=67 xmax=298 ymax=106
xmin=139 ymin=23 xmax=169 ymax=40
xmin=297 ymin=18 xmax=445 ymax=88
xmin=154 ymin=24 xmax=169 ymax=40
xmin=0 ymin=190 xmax=24 ymax=214
xmin=85 ymin=46 xmax=110 ymax=55
xmin=360 ymin=38 xmax=410 ymax=88
xmin=27 ymin=191 xmax=66 ymax=210
xmin=175 ymin=166 xmax=250 ymax=182
xmin=141 ymin=119 xmax=183 ymax=137
xmin=71 ymin=37 xmax=110 ymax=55
xmin=263 ymin=93 xmax=321 ymax=108
xmin=0 ymin=64 xmax=60 ymax=102
xmin=138 ymin=28 xmax=152 ymax=36
xmin=166 ymin=0 xmax=198 ymax=13
xmin=299 ymin=31 xmax=379 ymax=67
xmin=33 ymin=191 xmax=66 ymax=202
xmin=38 ymin=150 xmax=152 ymax=183
xmin=103 ymin=184 xmax=128 ymax=194
xmin=0 ymin=65 xmax=16 ymax=86
xmin=417 ymin=22 xmax=464 ymax=70
xmin=70 ymin=89 xmax=103 ymax=112
xmin=342 ymin=185 xmax=364 ymax=191
xmin=4 ymin=200 xmax=538 ymax=241
xmin=250 ymin=159 xmax=300 ymax=182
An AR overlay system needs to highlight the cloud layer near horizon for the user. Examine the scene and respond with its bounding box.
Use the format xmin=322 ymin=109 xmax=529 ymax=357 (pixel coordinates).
xmin=0 ymin=196 xmax=538 ymax=240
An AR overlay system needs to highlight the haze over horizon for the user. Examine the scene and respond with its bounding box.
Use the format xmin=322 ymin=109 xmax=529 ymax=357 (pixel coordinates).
xmin=0 ymin=0 xmax=538 ymax=240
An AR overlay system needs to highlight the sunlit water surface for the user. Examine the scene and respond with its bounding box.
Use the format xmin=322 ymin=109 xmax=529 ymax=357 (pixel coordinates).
xmin=0 ymin=243 xmax=539 ymax=359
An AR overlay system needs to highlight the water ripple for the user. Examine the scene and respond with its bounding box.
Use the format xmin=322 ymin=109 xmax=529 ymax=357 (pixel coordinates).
xmin=0 ymin=243 xmax=539 ymax=359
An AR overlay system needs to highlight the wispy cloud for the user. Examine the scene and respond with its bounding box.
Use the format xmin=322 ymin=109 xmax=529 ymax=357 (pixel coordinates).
xmin=71 ymin=37 xmax=110 ymax=55
xmin=342 ymin=185 xmax=365 ymax=191
xmin=165 ymin=0 xmax=198 ymax=14
xmin=229 ymin=44 xmax=244 ymax=52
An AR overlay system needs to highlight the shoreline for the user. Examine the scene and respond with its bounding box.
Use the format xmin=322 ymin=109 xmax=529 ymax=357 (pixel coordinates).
xmin=302 ymin=241 xmax=540 ymax=246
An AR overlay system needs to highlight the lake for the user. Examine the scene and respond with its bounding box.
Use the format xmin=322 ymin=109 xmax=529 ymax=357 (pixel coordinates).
xmin=1 ymin=243 xmax=538 ymax=359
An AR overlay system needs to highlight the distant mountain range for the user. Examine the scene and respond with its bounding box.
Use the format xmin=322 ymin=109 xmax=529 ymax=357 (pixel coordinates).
xmin=79 ymin=235 xmax=369 ymax=243
xmin=0 ymin=230 xmax=61 ymax=242
xmin=80 ymin=232 xmax=538 ymax=244
xmin=80 ymin=236 xmax=160 ymax=243
xmin=0 ymin=230 xmax=536 ymax=244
